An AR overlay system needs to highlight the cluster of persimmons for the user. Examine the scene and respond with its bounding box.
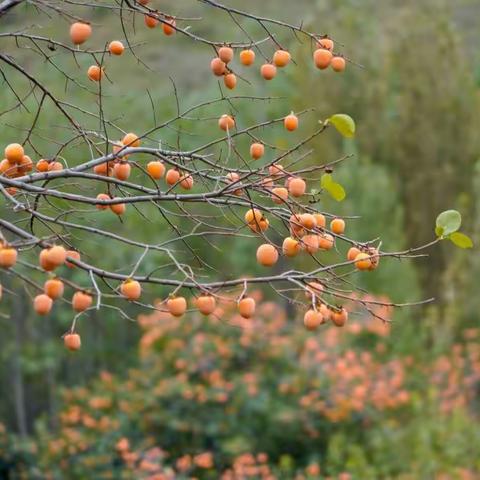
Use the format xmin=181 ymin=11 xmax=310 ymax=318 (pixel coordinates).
xmin=0 ymin=10 xmax=369 ymax=353
xmin=210 ymin=36 xmax=345 ymax=90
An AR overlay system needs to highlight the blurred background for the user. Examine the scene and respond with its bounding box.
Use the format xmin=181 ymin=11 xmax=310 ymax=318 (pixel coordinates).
xmin=1 ymin=0 xmax=480 ymax=477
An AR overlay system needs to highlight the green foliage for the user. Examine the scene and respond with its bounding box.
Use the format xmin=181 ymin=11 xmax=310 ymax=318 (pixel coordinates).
xmin=449 ymin=231 xmax=474 ymax=249
xmin=320 ymin=173 xmax=346 ymax=202
xmin=2 ymin=300 xmax=480 ymax=478
xmin=435 ymin=210 xmax=474 ymax=249
xmin=436 ymin=210 xmax=462 ymax=237
xmin=326 ymin=114 xmax=356 ymax=138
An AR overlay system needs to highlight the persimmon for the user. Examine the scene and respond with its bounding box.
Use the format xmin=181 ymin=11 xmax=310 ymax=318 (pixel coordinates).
xmin=226 ymin=172 xmax=240 ymax=183
xmin=196 ymin=295 xmax=216 ymax=315
xmin=367 ymin=247 xmax=380 ymax=270
xmin=120 ymin=279 xmax=142 ymax=300
xmin=87 ymin=65 xmax=103 ymax=82
xmin=137 ymin=0 xmax=149 ymax=4
xmin=162 ymin=18 xmax=176 ymax=36
xmin=167 ymin=296 xmax=187 ymax=317
xmin=314 ymin=213 xmax=326 ymax=229
xmin=347 ymin=246 xmax=361 ymax=262
xmin=39 ymin=249 xmax=56 ymax=271
xmin=330 ymin=218 xmax=345 ymax=234
xmin=331 ymin=56 xmax=346 ymax=72
xmin=289 ymin=214 xmax=305 ymax=238
xmin=93 ymin=163 xmax=109 ymax=176
xmin=0 ymin=159 xmax=14 ymax=175
xmin=317 ymin=36 xmax=334 ymax=51
xmin=4 ymin=143 xmax=24 ymax=163
xmin=260 ymin=177 xmax=274 ymax=190
xmin=110 ymin=200 xmax=126 ymax=215
xmin=69 ymin=22 xmax=92 ymax=45
xmin=224 ymin=73 xmax=237 ymax=90
xmin=250 ymin=142 xmax=264 ymax=160
xmin=112 ymin=142 xmax=125 ymax=157
xmin=319 ymin=303 xmax=331 ymax=320
xmin=113 ymin=162 xmax=131 ymax=181
xmin=48 ymin=161 xmax=63 ymax=172
xmin=165 ymin=168 xmax=180 ymax=186
xmin=34 ymin=294 xmax=53 ymax=315
xmin=313 ymin=48 xmax=333 ymax=69
xmin=238 ymin=297 xmax=255 ymax=318
xmin=271 ymin=187 xmax=288 ymax=204
xmin=302 ymin=235 xmax=319 ymax=254
xmin=64 ymin=333 xmax=81 ymax=351
xmin=256 ymin=243 xmax=278 ymax=267
xmin=239 ymin=49 xmax=255 ymax=66
xmin=226 ymin=172 xmax=242 ymax=195
xmin=269 ymin=164 xmax=284 ymax=177
xmin=284 ymin=112 xmax=298 ymax=131
xmin=354 ymin=252 xmax=372 ymax=271
xmin=218 ymin=46 xmax=234 ymax=64
xmin=331 ymin=307 xmax=348 ymax=327
xmin=143 ymin=162 xmax=163 ymax=181
xmin=288 ymin=177 xmax=306 ymax=197
xmin=46 ymin=245 xmax=67 ymax=268
xmin=244 ymin=208 xmax=263 ymax=225
xmin=260 ymin=63 xmax=277 ymax=80
xmin=180 ymin=174 xmax=194 ymax=190
xmin=96 ymin=193 xmax=110 ymax=210
xmin=72 ymin=291 xmax=93 ymax=312
xmin=28 ymin=157 xmax=44 ymax=173
xmin=318 ymin=233 xmax=334 ymax=250
xmin=282 ymin=237 xmax=300 ymax=257
xmin=44 ymin=278 xmax=64 ymax=300
xmin=305 ymin=281 xmax=324 ymax=299
xmin=18 ymin=155 xmax=33 ymax=173
xmin=300 ymin=213 xmax=317 ymax=230
xmin=122 ymin=133 xmax=140 ymax=147
xmin=6 ymin=187 xmax=17 ymax=196
xmin=249 ymin=218 xmax=269 ymax=233
xmin=108 ymin=40 xmax=125 ymax=55
xmin=303 ymin=310 xmax=324 ymax=331
xmin=210 ymin=57 xmax=226 ymax=76
xmin=273 ymin=49 xmax=291 ymax=67
xmin=65 ymin=250 xmax=81 ymax=268
xmin=218 ymin=114 xmax=235 ymax=131
xmin=96 ymin=163 xmax=111 ymax=175
xmin=144 ymin=14 xmax=159 ymax=28
xmin=0 ymin=247 xmax=17 ymax=268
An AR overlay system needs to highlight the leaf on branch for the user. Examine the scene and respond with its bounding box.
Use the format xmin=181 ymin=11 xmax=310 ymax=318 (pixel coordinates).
xmin=320 ymin=174 xmax=346 ymax=202
xmin=321 ymin=173 xmax=333 ymax=188
xmin=435 ymin=210 xmax=462 ymax=237
xmin=327 ymin=114 xmax=356 ymax=138
xmin=327 ymin=182 xmax=346 ymax=202
xmin=449 ymin=232 xmax=473 ymax=249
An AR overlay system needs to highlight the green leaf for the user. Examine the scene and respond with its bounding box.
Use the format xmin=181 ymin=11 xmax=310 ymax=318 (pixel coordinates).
xmin=320 ymin=173 xmax=333 ymax=188
xmin=449 ymin=232 xmax=473 ymax=249
xmin=326 ymin=182 xmax=346 ymax=202
xmin=435 ymin=226 xmax=444 ymax=237
xmin=327 ymin=114 xmax=356 ymax=138
xmin=436 ymin=210 xmax=461 ymax=237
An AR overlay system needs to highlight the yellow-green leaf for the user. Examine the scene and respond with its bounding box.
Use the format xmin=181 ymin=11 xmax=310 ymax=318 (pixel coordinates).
xmin=436 ymin=210 xmax=461 ymax=237
xmin=449 ymin=232 xmax=473 ymax=249
xmin=321 ymin=173 xmax=333 ymax=188
xmin=327 ymin=114 xmax=356 ymax=138
xmin=326 ymin=182 xmax=346 ymax=202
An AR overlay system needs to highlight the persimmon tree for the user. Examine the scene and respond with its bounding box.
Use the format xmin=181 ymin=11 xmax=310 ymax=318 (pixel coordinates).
xmin=0 ymin=0 xmax=471 ymax=350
